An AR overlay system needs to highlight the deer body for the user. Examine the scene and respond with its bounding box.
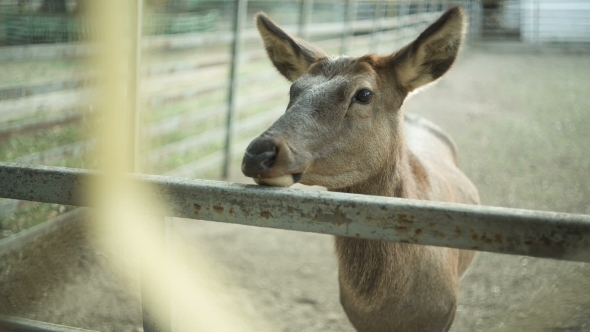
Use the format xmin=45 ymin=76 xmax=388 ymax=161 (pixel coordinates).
xmin=242 ymin=7 xmax=479 ymax=332
xmin=335 ymin=114 xmax=478 ymax=331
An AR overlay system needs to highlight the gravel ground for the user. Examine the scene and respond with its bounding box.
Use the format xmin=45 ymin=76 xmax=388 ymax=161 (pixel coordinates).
xmin=0 ymin=219 xmax=142 ymax=331
xmin=1 ymin=46 xmax=589 ymax=332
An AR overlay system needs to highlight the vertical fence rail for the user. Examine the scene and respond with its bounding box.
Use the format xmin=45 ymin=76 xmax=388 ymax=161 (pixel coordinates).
xmin=469 ymin=0 xmax=482 ymax=40
xmin=142 ymin=216 xmax=172 ymax=332
xmin=299 ymin=0 xmax=313 ymax=40
xmin=340 ymin=0 xmax=357 ymax=55
xmin=534 ymin=0 xmax=540 ymax=48
xmin=130 ymin=0 xmax=143 ymax=173
xmin=127 ymin=1 xmax=173 ymax=331
xmin=222 ymin=0 xmax=248 ymax=180
xmin=165 ymin=216 xmax=177 ymax=331
xmin=398 ymin=1 xmax=407 ymax=45
xmin=370 ymin=1 xmax=386 ymax=53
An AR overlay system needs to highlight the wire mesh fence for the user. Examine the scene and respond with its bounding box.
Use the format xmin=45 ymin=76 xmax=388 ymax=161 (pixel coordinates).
xmin=3 ymin=1 xmax=589 ymax=45
xmin=0 ymin=0 xmax=447 ymax=234
xmin=0 ymin=1 xmax=490 ymax=45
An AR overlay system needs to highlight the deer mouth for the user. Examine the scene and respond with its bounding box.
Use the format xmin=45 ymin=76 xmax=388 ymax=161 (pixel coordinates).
xmin=253 ymin=172 xmax=303 ymax=187
xmin=242 ymin=136 xmax=310 ymax=187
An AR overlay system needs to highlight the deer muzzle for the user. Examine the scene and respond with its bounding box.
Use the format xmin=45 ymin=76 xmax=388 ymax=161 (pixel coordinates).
xmin=241 ymin=136 xmax=304 ymax=187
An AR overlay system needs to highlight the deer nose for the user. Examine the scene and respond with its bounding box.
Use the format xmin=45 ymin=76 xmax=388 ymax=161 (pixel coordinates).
xmin=242 ymin=137 xmax=280 ymax=177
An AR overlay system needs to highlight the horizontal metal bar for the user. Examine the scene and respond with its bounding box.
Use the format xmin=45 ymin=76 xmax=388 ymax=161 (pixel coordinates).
xmin=0 ymin=163 xmax=589 ymax=263
xmin=0 ymin=315 xmax=97 ymax=332
xmin=13 ymin=141 xmax=94 ymax=165
xmin=0 ymin=109 xmax=86 ymax=140
xmin=0 ymin=12 xmax=441 ymax=61
xmin=142 ymin=83 xmax=286 ymax=138
xmin=0 ymin=89 xmax=91 ymax=124
xmin=0 ymin=78 xmax=92 ymax=101
xmin=0 ymin=209 xmax=87 ymax=257
xmin=147 ymin=95 xmax=284 ymax=162
xmin=163 ymin=136 xmax=252 ymax=178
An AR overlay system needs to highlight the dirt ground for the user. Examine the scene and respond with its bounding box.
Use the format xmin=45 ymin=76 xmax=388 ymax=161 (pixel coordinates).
xmin=1 ymin=46 xmax=590 ymax=331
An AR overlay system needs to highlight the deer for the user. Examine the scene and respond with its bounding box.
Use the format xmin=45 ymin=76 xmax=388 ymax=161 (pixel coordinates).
xmin=241 ymin=6 xmax=479 ymax=332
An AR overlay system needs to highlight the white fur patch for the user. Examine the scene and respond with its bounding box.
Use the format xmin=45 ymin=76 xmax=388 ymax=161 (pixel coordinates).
xmin=254 ymin=175 xmax=294 ymax=187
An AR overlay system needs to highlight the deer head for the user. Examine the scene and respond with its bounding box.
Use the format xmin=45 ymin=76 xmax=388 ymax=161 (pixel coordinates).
xmin=242 ymin=7 xmax=466 ymax=189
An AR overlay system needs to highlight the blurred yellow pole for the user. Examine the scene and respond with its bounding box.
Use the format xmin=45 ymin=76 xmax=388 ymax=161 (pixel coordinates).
xmin=92 ymin=0 xmax=134 ymax=175
xmin=88 ymin=1 xmax=265 ymax=331
xmin=130 ymin=0 xmax=143 ymax=173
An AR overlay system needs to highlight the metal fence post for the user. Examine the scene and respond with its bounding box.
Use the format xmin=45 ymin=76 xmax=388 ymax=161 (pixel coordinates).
xmin=469 ymin=0 xmax=483 ymax=41
xmin=130 ymin=0 xmax=143 ymax=173
xmin=396 ymin=0 xmax=407 ymax=50
xmin=129 ymin=1 xmax=173 ymax=331
xmin=370 ymin=1 xmax=385 ymax=53
xmin=142 ymin=216 xmax=172 ymax=332
xmin=222 ymin=0 xmax=248 ymax=180
xmin=419 ymin=0 xmax=425 ymax=16
xmin=340 ymin=0 xmax=357 ymax=55
xmin=165 ymin=217 xmax=177 ymax=331
xmin=458 ymin=0 xmax=470 ymax=55
xmin=534 ymin=0 xmax=540 ymax=50
xmin=298 ymin=0 xmax=313 ymax=40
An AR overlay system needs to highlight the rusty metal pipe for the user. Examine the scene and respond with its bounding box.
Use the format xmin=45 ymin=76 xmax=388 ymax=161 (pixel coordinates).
xmin=0 ymin=162 xmax=588 ymax=262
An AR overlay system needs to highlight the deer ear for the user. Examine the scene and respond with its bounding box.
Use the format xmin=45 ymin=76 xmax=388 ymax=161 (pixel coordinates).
xmin=391 ymin=6 xmax=466 ymax=92
xmin=256 ymin=12 xmax=326 ymax=82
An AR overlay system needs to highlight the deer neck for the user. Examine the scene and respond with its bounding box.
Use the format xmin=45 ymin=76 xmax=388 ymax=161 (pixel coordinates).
xmin=332 ymin=134 xmax=423 ymax=305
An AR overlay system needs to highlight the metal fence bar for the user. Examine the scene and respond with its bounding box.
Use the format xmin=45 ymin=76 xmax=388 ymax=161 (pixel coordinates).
xmin=0 ymin=109 xmax=86 ymax=140
xmin=164 ymin=216 xmax=177 ymax=331
xmin=0 ymin=209 xmax=86 ymax=257
xmin=0 ymin=78 xmax=91 ymax=101
xmin=0 ymin=13 xmax=431 ymax=61
xmin=298 ymin=0 xmax=313 ymax=40
xmin=0 ymin=315 xmax=98 ymax=332
xmin=141 ymin=213 xmax=172 ymax=332
xmin=370 ymin=1 xmax=386 ymax=53
xmin=534 ymin=0 xmax=540 ymax=48
xmin=340 ymin=0 xmax=358 ymax=55
xmin=222 ymin=0 xmax=248 ymax=180
xmin=0 ymin=162 xmax=589 ymax=263
xmin=127 ymin=0 xmax=170 ymax=331
xmin=130 ymin=0 xmax=143 ymax=173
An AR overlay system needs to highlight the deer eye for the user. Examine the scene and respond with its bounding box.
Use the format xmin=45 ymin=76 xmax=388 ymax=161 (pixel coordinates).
xmin=353 ymin=89 xmax=373 ymax=104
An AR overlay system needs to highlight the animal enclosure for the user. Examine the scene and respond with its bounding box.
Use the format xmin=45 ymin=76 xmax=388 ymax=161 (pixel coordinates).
xmin=0 ymin=0 xmax=589 ymax=331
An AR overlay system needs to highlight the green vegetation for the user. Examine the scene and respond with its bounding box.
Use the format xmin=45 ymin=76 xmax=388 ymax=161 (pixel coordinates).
xmin=0 ymin=119 xmax=90 ymax=161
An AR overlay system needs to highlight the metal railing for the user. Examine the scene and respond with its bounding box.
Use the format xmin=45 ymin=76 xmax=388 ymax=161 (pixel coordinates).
xmin=0 ymin=315 xmax=97 ymax=332
xmin=1 ymin=162 xmax=589 ymax=263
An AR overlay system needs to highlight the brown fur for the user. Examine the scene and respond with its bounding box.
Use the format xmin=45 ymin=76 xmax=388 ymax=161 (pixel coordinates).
xmin=243 ymin=7 xmax=479 ymax=332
